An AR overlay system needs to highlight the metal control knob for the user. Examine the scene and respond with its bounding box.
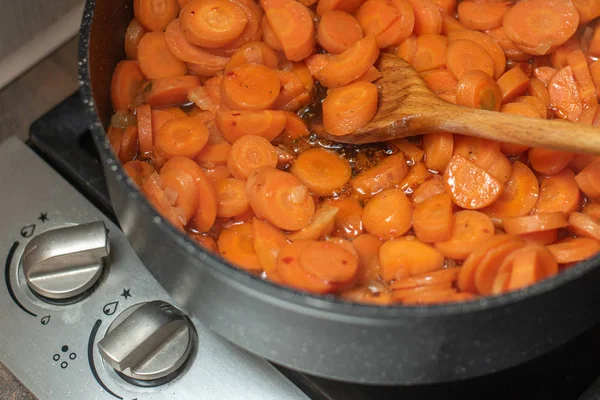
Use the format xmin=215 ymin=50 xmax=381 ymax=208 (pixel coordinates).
xmin=22 ymin=221 xmax=109 ymax=301
xmin=98 ymin=301 xmax=194 ymax=385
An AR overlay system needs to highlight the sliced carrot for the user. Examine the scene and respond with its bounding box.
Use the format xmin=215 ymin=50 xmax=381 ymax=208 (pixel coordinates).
xmin=485 ymin=26 xmax=530 ymax=62
xmin=568 ymin=212 xmax=600 ymax=241
xmin=341 ymin=286 xmax=393 ymax=305
xmin=483 ymin=161 xmax=539 ymax=218
xmin=136 ymin=104 xmax=153 ymax=156
xmin=474 ymin=236 xmax=526 ymax=295
xmin=548 ymin=65 xmax=583 ymax=122
xmin=137 ymin=32 xmax=187 ymax=79
xmin=412 ymin=34 xmax=448 ymax=72
xmin=504 ymin=212 xmax=568 ymax=235
xmin=445 ymin=39 xmax=494 ymax=80
xmin=514 ymin=95 xmax=548 ymax=119
xmin=546 ymin=237 xmax=600 ymax=263
xmin=204 ymin=165 xmax=231 ymax=186
xmin=390 ymin=267 xmax=459 ymax=290
xmin=145 ymin=75 xmax=201 ymax=108
xmin=125 ymin=18 xmax=148 ymax=60
xmin=291 ymin=62 xmax=315 ymax=95
xmin=247 ymin=167 xmax=315 ymax=231
xmin=578 ymin=105 xmax=600 ymax=125
xmin=501 ymin=101 xmax=543 ymax=119
xmin=576 ymin=158 xmax=600 ymax=199
xmin=142 ymin=173 xmax=185 ymax=231
xmin=276 ymin=241 xmax=332 ymax=293
xmin=401 ymin=289 xmax=471 ymax=305
xmin=215 ymin=110 xmax=286 ymax=143
xmin=288 ymin=205 xmax=339 ymax=241
xmin=457 ymin=1 xmax=510 ymax=31
xmin=550 ymin=35 xmax=582 ymax=69
xmin=529 ymin=148 xmax=574 ymax=175
xmin=584 ymin=201 xmax=600 ymax=220
xmin=252 ymin=218 xmax=289 ymax=274
xmin=449 ymin=29 xmax=506 ymax=79
xmin=412 ymin=193 xmax=454 ymax=243
xmin=534 ymin=168 xmax=581 ymax=215
xmin=391 ymin=139 xmax=425 ymax=163
xmin=134 ymin=0 xmax=180 ymax=32
xmin=261 ymin=0 xmax=316 ymax=61
xmin=435 ymin=210 xmax=494 ymax=260
xmin=190 ymin=233 xmax=218 ymax=253
xmin=497 ymin=66 xmax=530 ymax=104
xmin=209 ymin=0 xmax=263 ymax=56
xmin=407 ymin=0 xmax=442 ymax=36
xmin=528 ymin=78 xmax=552 ymax=109
xmin=421 ymin=68 xmax=458 ymax=93
xmin=221 ymin=63 xmax=280 ymax=110
xmin=397 ymin=35 xmax=417 ymax=64
xmin=356 ymin=0 xmax=415 ymax=48
xmin=376 ymin=0 xmax=417 ymax=48
xmin=290 ymin=148 xmax=352 ymax=196
xmin=444 ymin=154 xmax=504 ymax=209
xmin=322 ymin=197 xmax=364 ymax=238
xmin=362 ymin=188 xmax=413 ymax=240
xmin=379 ymin=237 xmax=445 ymax=282
xmin=533 ymin=66 xmax=558 ymax=86
xmin=260 ymin=14 xmax=283 ymax=51
xmin=356 ymin=66 xmax=383 ymax=83
xmin=322 ymin=81 xmax=379 ymax=136
xmin=165 ymin=19 xmax=230 ymax=73
xmin=107 ymin=126 xmax=123 ymax=157
xmin=123 ymin=160 xmax=155 ymax=188
xmin=503 ymin=0 xmax=579 ymax=56
xmin=280 ymin=111 xmax=310 ymax=141
xmin=496 ymin=245 xmax=558 ymax=293
xmin=119 ymin=126 xmax=139 ymax=163
xmin=316 ymin=36 xmax=380 ymax=88
xmin=572 ymin=0 xmax=600 ymax=24
xmin=318 ymin=11 xmax=363 ymax=54
xmin=179 ymin=0 xmax=248 ymax=48
xmin=400 ymin=162 xmax=433 ymax=193
xmin=227 ymin=134 xmax=278 ymax=180
xmin=155 ymin=116 xmax=209 ymax=159
xmin=350 ymin=152 xmax=409 ymax=198
xmin=589 ymin=26 xmax=600 ymax=57
xmin=441 ymin=12 xmax=466 ymax=35
xmin=567 ymin=49 xmax=598 ymax=107
xmin=187 ymin=85 xmax=220 ymax=113
xmin=272 ymin=70 xmax=310 ymax=111
xmin=218 ymin=222 xmax=263 ymax=272
xmin=216 ymin=178 xmax=250 ymax=218
xmin=352 ymin=234 xmax=383 ymax=284
xmin=195 ymin=141 xmax=231 ymax=168
xmin=453 ymin=136 xmax=512 ymax=183
xmin=412 ymin=175 xmax=445 ymax=203
xmin=226 ymin=41 xmax=279 ymax=70
xmin=159 ymin=156 xmax=202 ymax=224
xmin=519 ymin=229 xmax=559 ymax=246
xmin=455 ymin=70 xmax=502 ymax=111
xmin=111 ymin=60 xmax=144 ymax=112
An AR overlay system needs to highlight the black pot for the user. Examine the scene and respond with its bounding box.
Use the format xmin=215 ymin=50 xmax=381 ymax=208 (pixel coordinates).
xmin=78 ymin=0 xmax=600 ymax=385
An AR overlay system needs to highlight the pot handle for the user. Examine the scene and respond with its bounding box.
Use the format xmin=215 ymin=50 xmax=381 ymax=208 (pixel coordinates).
xmin=29 ymin=91 xmax=113 ymax=215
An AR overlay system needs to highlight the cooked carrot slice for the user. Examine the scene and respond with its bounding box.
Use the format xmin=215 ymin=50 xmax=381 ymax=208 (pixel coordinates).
xmin=453 ymin=136 xmax=512 ymax=183
xmin=546 ymin=237 xmax=600 ymax=264
xmin=341 ymin=286 xmax=393 ymax=305
xmin=322 ymin=81 xmax=379 ymax=136
xmin=119 ymin=126 xmax=139 ymax=164
xmin=407 ymin=0 xmax=442 ymax=36
xmin=572 ymin=0 xmax=600 ymax=24
xmin=411 ymin=34 xmax=448 ymax=72
xmin=534 ymin=66 xmax=558 ymax=86
xmin=142 ymin=173 xmax=185 ymax=231
xmin=379 ymin=237 xmax=445 ymax=282
xmin=136 ymin=104 xmax=153 ymax=156
xmin=108 ymin=127 xmax=123 ymax=158
xmin=288 ymin=205 xmax=339 ymax=241
xmin=567 ymin=49 xmax=598 ymax=108
xmin=412 ymin=175 xmax=445 ymax=204
xmin=503 ymin=0 xmax=579 ymax=56
xmin=356 ymin=66 xmax=383 ymax=84
xmin=227 ymin=41 xmax=279 ymax=70
xmin=111 ymin=60 xmax=144 ymax=112
xmin=456 ymin=70 xmax=502 ymax=111
xmin=195 ymin=141 xmax=231 ymax=169
xmin=260 ymin=14 xmax=283 ymax=51
xmin=444 ymin=154 xmax=504 ymax=209
xmin=497 ymin=67 xmax=530 ymax=104
xmin=457 ymin=1 xmax=510 ymax=31
xmin=212 ymin=0 xmax=263 ymax=56
xmin=190 ymin=233 xmax=218 ymax=253
xmin=216 ymin=110 xmax=286 ymax=143
xmin=568 ymin=212 xmax=600 ymax=241
xmin=575 ymin=158 xmax=600 ymax=199
xmin=514 ymin=96 xmax=548 ymax=119
xmin=435 ymin=210 xmax=494 ymax=260
xmin=125 ymin=18 xmax=148 ymax=60
xmin=316 ymin=0 xmax=364 ymax=15
xmin=402 ymin=289 xmax=472 ymax=305
xmin=421 ymin=68 xmax=458 ymax=93
xmin=216 ymin=178 xmax=250 ymax=218
xmin=397 ymin=35 xmax=418 ymax=64
xmin=446 ymin=39 xmax=494 ymax=80
xmin=390 ymin=268 xmax=459 ymax=290
xmin=291 ymin=62 xmax=315 ymax=95
xmin=290 ymin=148 xmax=352 ymax=196
xmin=159 ymin=156 xmax=202 ymax=224
xmin=529 ymin=148 xmax=574 ymax=175
xmin=261 ymin=0 xmax=316 ymax=61
xmin=137 ymin=32 xmax=187 ymax=79
xmin=391 ymin=139 xmax=425 ymax=163
xmin=351 ymin=233 xmax=383 ymax=284
xmin=253 ymin=218 xmax=289 ymax=274
xmin=277 ymin=241 xmax=332 ymax=293
xmin=221 ymin=63 xmax=280 ymax=110
xmin=316 ymin=36 xmax=380 ymax=88
xmin=351 ymin=153 xmax=409 ymax=198
xmin=519 ymin=229 xmax=559 ymax=246
xmin=504 ymin=212 xmax=568 ymax=235
xmin=155 ymin=116 xmax=209 ymax=159
xmin=123 ymin=160 xmax=155 ymax=188
xmin=134 ymin=0 xmax=180 ymax=32
xmin=474 ymin=237 xmax=526 ymax=295
xmin=528 ymin=77 xmax=552 ymax=108
xmin=227 ymin=134 xmax=278 ymax=180
xmin=318 ymin=11 xmax=363 ymax=54
xmin=362 ymin=188 xmax=413 ymax=240
xmin=322 ymin=197 xmax=364 ymax=238
xmin=247 ymin=167 xmax=315 ymax=231
xmin=392 ymin=281 xmax=454 ymax=301
xmin=145 ymin=75 xmax=201 ymax=108
xmin=449 ymin=30 xmax=506 ymax=79
xmin=356 ymin=0 xmax=415 ymax=48
xmin=584 ymin=201 xmax=600 ymax=220
xmin=484 ymin=26 xmax=530 ymax=62
xmin=204 ymin=165 xmax=231 ymax=186
xmin=413 ymin=193 xmax=454 ymax=243
xmin=441 ymin=12 xmax=466 ymax=35
xmin=534 ymin=168 xmax=580 ymax=215
xmin=483 ymin=161 xmax=539 ymax=218
xmin=179 ymin=0 xmax=248 ymax=48
xmin=272 ymin=70 xmax=309 ymax=111
xmin=548 ymin=66 xmax=583 ymax=122
xmin=493 ymin=245 xmax=558 ymax=294
xmin=218 ymin=222 xmax=263 ymax=272
xmin=400 ymin=162 xmax=433 ymax=193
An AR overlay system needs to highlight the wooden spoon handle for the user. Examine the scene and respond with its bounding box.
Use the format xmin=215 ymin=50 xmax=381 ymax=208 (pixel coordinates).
xmin=431 ymin=104 xmax=600 ymax=154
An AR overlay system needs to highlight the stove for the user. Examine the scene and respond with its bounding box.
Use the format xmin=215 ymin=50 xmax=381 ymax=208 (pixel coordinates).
xmin=2 ymin=92 xmax=600 ymax=400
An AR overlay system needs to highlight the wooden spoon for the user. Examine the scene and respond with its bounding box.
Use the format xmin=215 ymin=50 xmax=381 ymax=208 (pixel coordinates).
xmin=310 ymin=53 xmax=600 ymax=154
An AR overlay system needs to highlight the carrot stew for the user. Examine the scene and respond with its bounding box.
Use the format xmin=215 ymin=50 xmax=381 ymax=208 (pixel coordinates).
xmin=109 ymin=0 xmax=600 ymax=305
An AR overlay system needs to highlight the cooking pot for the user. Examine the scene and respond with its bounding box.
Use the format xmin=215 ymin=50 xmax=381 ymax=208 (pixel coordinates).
xmin=78 ymin=0 xmax=600 ymax=385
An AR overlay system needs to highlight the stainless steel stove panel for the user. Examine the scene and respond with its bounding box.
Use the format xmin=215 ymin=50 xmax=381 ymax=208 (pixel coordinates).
xmin=0 ymin=137 xmax=309 ymax=400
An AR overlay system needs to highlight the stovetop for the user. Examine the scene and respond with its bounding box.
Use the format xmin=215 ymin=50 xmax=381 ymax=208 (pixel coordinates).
xmin=2 ymin=92 xmax=600 ymax=399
